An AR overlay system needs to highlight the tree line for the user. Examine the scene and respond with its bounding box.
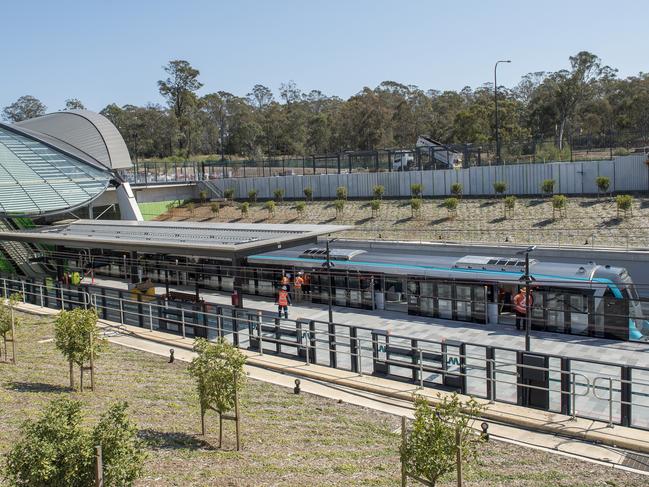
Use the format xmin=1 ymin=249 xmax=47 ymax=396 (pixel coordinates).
xmin=2 ymin=51 xmax=648 ymax=161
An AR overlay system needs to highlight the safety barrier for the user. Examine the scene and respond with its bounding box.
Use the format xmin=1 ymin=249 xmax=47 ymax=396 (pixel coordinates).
xmin=3 ymin=275 xmax=649 ymax=431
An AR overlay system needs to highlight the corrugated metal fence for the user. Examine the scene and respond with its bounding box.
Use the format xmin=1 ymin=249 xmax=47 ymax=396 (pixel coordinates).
xmin=208 ymin=154 xmax=649 ymax=199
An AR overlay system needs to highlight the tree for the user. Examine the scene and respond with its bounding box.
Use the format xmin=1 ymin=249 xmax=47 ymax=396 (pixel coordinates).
xmin=336 ymin=186 xmax=348 ymax=200
xmin=596 ymin=176 xmax=610 ymax=198
xmin=373 ymin=185 xmax=385 ymax=200
xmin=0 ymin=292 xmax=21 ymax=363
xmin=334 ymin=199 xmax=345 ymax=218
xmin=240 ymin=202 xmax=249 ymax=217
xmin=370 ymin=199 xmax=381 ymax=218
xmin=295 ymin=201 xmax=306 ymax=218
xmin=450 ymin=182 xmax=463 ymax=198
xmin=265 ymin=200 xmax=276 ymax=216
xmin=503 ymin=195 xmax=517 ymax=218
xmin=248 ymin=189 xmax=258 ymax=203
xmin=188 ymin=338 xmax=246 ymax=444
xmin=400 ymin=395 xmax=486 ymax=487
xmin=64 ymin=98 xmax=85 ymax=111
xmin=53 ymin=308 xmax=104 ymax=390
xmin=410 ymin=198 xmax=422 ymax=218
xmin=247 ymin=84 xmax=274 ymax=110
xmin=273 ymin=188 xmax=285 ymax=202
xmin=552 ymin=194 xmax=567 ymax=219
xmin=616 ymin=194 xmax=634 ymax=218
xmin=187 ymin=201 xmax=196 ymax=217
xmin=2 ymin=95 xmax=46 ymax=122
xmin=223 ymin=188 xmax=235 ymax=200
xmin=443 ymin=197 xmax=459 ymax=219
xmin=493 ymin=181 xmax=507 ymax=197
xmin=410 ymin=183 xmax=423 ymax=198
xmin=199 ymin=190 xmax=208 ymax=203
xmin=304 ymin=187 xmax=313 ymax=201
xmin=210 ymin=202 xmax=220 ymax=218
xmin=541 ymin=179 xmax=556 ymax=196
xmin=5 ymin=398 xmax=145 ymax=487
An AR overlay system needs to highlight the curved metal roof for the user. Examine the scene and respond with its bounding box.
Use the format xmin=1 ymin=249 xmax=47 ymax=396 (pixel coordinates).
xmin=15 ymin=110 xmax=132 ymax=170
xmin=0 ymin=124 xmax=111 ymax=217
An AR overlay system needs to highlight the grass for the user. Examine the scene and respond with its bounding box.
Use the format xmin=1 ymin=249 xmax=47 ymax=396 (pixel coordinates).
xmin=1 ymin=313 xmax=648 ymax=486
xmin=156 ymin=195 xmax=649 ymax=248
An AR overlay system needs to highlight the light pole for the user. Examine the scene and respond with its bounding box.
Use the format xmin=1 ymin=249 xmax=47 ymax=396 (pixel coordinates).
xmin=323 ymin=236 xmax=338 ymax=367
xmin=494 ymin=60 xmax=511 ymax=164
xmin=517 ymin=245 xmax=536 ymax=352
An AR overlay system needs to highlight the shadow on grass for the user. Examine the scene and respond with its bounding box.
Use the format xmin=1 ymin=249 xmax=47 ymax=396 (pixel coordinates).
xmin=429 ymin=217 xmax=449 ymax=226
xmin=229 ymin=218 xmax=242 ymax=223
xmin=395 ymin=216 xmax=413 ymax=224
xmin=598 ymin=217 xmax=623 ymax=227
xmin=6 ymin=381 xmax=72 ymax=393
xmin=489 ymin=216 xmax=507 ymax=224
xmin=355 ymin=217 xmax=373 ymax=225
xmin=139 ymin=429 xmax=216 ymax=451
xmin=285 ymin=217 xmax=298 ymax=223
xmin=527 ymin=199 xmax=546 ymax=207
xmin=579 ymin=199 xmax=604 ymax=207
xmin=480 ymin=200 xmax=498 ymax=208
xmin=533 ymin=218 xmax=555 ymax=228
xmin=322 ymin=216 xmax=338 ymax=223
xmin=253 ymin=218 xmax=267 ymax=223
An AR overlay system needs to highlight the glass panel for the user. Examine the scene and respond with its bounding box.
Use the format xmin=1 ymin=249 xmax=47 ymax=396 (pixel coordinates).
xmin=437 ymin=283 xmax=452 ymax=319
xmin=546 ymin=292 xmax=565 ymax=333
xmin=569 ymin=294 xmax=589 ymax=335
xmin=456 ymin=285 xmax=472 ymax=321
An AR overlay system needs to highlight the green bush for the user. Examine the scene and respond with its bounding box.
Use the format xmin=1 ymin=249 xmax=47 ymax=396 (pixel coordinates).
xmin=304 ymin=187 xmax=313 ymax=200
xmin=373 ymin=185 xmax=385 ymax=199
xmin=503 ymin=195 xmax=516 ymax=218
xmin=596 ymin=176 xmax=610 ymax=197
xmin=493 ymin=181 xmax=507 ymax=196
xmin=552 ymin=194 xmax=567 ymax=219
xmin=273 ymin=188 xmax=284 ymax=202
xmin=450 ymin=182 xmax=463 ymax=197
xmin=223 ymin=188 xmax=235 ymax=200
xmin=541 ymin=179 xmax=555 ymax=195
xmin=336 ymin=186 xmax=348 ymax=200
xmin=186 ymin=201 xmax=195 ymax=216
xmin=199 ymin=190 xmax=209 ymax=203
xmin=240 ymin=202 xmax=249 ymax=216
xmin=248 ymin=189 xmax=258 ymax=203
xmin=264 ymin=200 xmax=276 ymax=215
xmin=295 ymin=201 xmax=306 ymax=216
xmin=334 ymin=199 xmax=345 ymax=217
xmin=410 ymin=198 xmax=422 ymax=218
xmin=370 ymin=199 xmax=381 ymax=217
xmin=443 ymin=197 xmax=458 ymax=218
xmin=210 ymin=202 xmax=220 ymax=216
xmin=410 ymin=183 xmax=423 ymax=198
xmin=535 ymin=141 xmax=571 ymax=162
xmin=616 ymin=194 xmax=634 ymax=218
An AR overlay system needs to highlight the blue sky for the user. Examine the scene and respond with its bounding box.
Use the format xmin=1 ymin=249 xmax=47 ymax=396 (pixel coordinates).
xmin=4 ymin=0 xmax=648 ymax=112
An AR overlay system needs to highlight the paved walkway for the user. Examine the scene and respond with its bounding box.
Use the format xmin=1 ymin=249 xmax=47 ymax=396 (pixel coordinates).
xmin=92 ymin=276 xmax=649 ymax=367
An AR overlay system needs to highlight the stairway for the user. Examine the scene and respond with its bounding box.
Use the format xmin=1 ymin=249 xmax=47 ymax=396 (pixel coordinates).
xmin=200 ymin=179 xmax=224 ymax=199
xmin=0 ymin=219 xmax=44 ymax=277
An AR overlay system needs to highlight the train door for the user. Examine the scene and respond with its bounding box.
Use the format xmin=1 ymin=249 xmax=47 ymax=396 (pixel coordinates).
xmin=455 ymin=284 xmax=472 ymax=321
xmin=385 ymin=277 xmax=408 ymax=312
xmin=567 ymin=293 xmax=589 ymax=335
xmin=437 ymin=282 xmax=453 ymax=319
xmin=333 ymin=274 xmax=348 ymax=306
xmin=545 ymin=291 xmax=566 ymax=333
xmin=419 ymin=281 xmax=435 ymax=316
xmin=603 ymin=290 xmax=629 ymax=340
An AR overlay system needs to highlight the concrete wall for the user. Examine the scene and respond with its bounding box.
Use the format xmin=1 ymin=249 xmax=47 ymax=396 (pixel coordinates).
xmin=207 ymin=154 xmax=649 ymax=200
xmin=91 ymin=183 xmax=199 ymax=208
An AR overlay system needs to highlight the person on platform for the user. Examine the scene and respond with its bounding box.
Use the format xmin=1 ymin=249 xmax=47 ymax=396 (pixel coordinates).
xmin=294 ymin=272 xmax=304 ymax=303
xmin=513 ymin=287 xmax=533 ymax=330
xmin=277 ymin=285 xmax=291 ymax=319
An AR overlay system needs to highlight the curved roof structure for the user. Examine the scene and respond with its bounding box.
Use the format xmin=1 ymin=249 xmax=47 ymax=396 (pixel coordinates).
xmin=0 ymin=123 xmax=111 ymax=217
xmin=15 ymin=110 xmax=132 ymax=170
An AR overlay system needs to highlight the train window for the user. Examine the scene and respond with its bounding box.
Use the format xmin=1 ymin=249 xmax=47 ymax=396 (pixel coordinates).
xmin=497 ymin=259 xmax=508 ymax=266
xmin=487 ymin=259 xmax=498 ymax=265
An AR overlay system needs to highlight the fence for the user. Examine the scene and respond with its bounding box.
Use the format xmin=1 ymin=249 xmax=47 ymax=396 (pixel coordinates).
xmin=3 ymin=275 xmax=649 ymax=432
xmin=202 ymin=154 xmax=649 ymax=200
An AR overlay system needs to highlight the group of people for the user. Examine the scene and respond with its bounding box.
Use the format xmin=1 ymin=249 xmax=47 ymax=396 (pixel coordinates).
xmin=276 ymin=271 xmax=311 ymax=319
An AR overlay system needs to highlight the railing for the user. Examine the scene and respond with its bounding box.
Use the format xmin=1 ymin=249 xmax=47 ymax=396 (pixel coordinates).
xmin=3 ymin=275 xmax=649 ymax=431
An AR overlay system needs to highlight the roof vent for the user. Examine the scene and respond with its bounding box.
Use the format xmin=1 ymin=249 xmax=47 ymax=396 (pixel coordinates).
xmin=455 ymin=255 xmax=536 ymax=270
xmin=299 ymin=248 xmax=366 ymax=261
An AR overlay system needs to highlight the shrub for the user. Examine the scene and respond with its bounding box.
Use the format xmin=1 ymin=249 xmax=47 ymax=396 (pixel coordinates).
xmin=273 ymin=188 xmax=284 ymax=202
xmin=373 ymin=185 xmax=385 ymax=199
xmin=0 ymin=292 xmax=21 ymax=363
xmin=370 ymin=199 xmax=381 ymax=217
xmin=541 ymin=179 xmax=555 ymax=195
xmin=186 ymin=201 xmax=195 ymax=216
xmin=248 ymin=189 xmax=258 ymax=203
xmin=304 ymin=186 xmax=313 ymax=200
xmin=596 ymin=176 xmax=610 ymax=198
xmin=401 ymin=395 xmax=485 ymax=487
xmin=552 ymin=194 xmax=567 ymax=219
xmin=336 ymin=186 xmax=348 ymax=200
xmin=295 ymin=201 xmax=306 ymax=217
xmin=210 ymin=202 xmax=220 ymax=216
xmin=334 ymin=199 xmax=345 ymax=217
xmin=503 ymin=195 xmax=516 ymax=218
xmin=493 ymin=181 xmax=507 ymax=196
xmin=223 ymin=188 xmax=235 ymax=200
xmin=443 ymin=197 xmax=458 ymax=218
xmin=199 ymin=190 xmax=208 ymax=203
xmin=240 ymin=202 xmax=249 ymax=216
xmin=616 ymin=194 xmax=634 ymax=218
xmin=264 ymin=200 xmax=276 ymax=215
xmin=450 ymin=182 xmax=463 ymax=197
xmin=410 ymin=183 xmax=423 ymax=198
xmin=410 ymin=198 xmax=422 ymax=218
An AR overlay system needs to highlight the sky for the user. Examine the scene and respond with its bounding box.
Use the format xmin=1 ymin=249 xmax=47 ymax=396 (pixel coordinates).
xmin=3 ymin=0 xmax=649 ymax=113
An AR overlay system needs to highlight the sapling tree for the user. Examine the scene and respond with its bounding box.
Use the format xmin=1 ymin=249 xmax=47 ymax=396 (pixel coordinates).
xmin=370 ymin=199 xmax=381 ymax=218
xmin=503 ymin=195 xmax=517 ymax=218
xmin=273 ymin=188 xmax=284 ymax=202
xmin=189 ymin=338 xmax=246 ymax=448
xmin=240 ymin=202 xmax=249 ymax=217
xmin=199 ymin=190 xmax=208 ymax=204
xmin=410 ymin=183 xmax=423 ymax=198
xmin=264 ymin=200 xmax=276 ymax=217
xmin=443 ymin=197 xmax=458 ymax=219
xmin=401 ymin=394 xmax=486 ymax=487
xmin=541 ymin=179 xmax=555 ymax=196
xmin=0 ymin=292 xmax=21 ymax=363
xmin=493 ymin=181 xmax=506 ymax=197
xmin=596 ymin=176 xmax=610 ymax=199
xmin=5 ymin=398 xmax=145 ymax=487
xmin=304 ymin=186 xmax=313 ymax=201
xmin=450 ymin=182 xmax=463 ymax=198
xmin=186 ymin=201 xmax=195 ymax=217
xmin=336 ymin=186 xmax=348 ymax=200
xmin=295 ymin=201 xmax=306 ymax=218
xmin=54 ymin=308 xmax=104 ymax=390
xmin=373 ymin=185 xmax=385 ymax=200
xmin=248 ymin=188 xmax=258 ymax=203
xmin=334 ymin=199 xmax=345 ymax=218
xmin=552 ymin=194 xmax=567 ymax=219
xmin=410 ymin=198 xmax=422 ymax=218
xmin=223 ymin=188 xmax=235 ymax=200
xmin=210 ymin=202 xmax=220 ymax=218
xmin=616 ymin=194 xmax=634 ymax=218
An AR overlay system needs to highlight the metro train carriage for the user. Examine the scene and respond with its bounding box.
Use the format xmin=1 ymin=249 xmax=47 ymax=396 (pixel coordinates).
xmin=244 ymin=244 xmax=649 ymax=343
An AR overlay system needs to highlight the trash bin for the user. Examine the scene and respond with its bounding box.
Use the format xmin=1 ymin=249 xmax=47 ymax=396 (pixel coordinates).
xmin=231 ymin=289 xmax=240 ymax=307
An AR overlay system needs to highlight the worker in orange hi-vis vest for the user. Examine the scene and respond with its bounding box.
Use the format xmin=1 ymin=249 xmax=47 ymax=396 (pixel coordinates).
xmin=277 ymin=285 xmax=291 ymax=319
xmin=294 ymin=272 xmax=304 ymax=303
xmin=513 ymin=287 xmax=533 ymax=330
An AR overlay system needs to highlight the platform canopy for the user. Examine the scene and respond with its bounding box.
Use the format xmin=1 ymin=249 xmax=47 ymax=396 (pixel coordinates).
xmin=0 ymin=124 xmax=112 ymax=217
xmin=0 ymin=220 xmax=351 ymax=260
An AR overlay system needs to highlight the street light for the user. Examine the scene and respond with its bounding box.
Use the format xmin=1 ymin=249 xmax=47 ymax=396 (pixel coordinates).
xmin=517 ymin=245 xmax=536 ymax=352
xmin=322 ymin=236 xmax=338 ymax=366
xmin=494 ymin=60 xmax=511 ymax=165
